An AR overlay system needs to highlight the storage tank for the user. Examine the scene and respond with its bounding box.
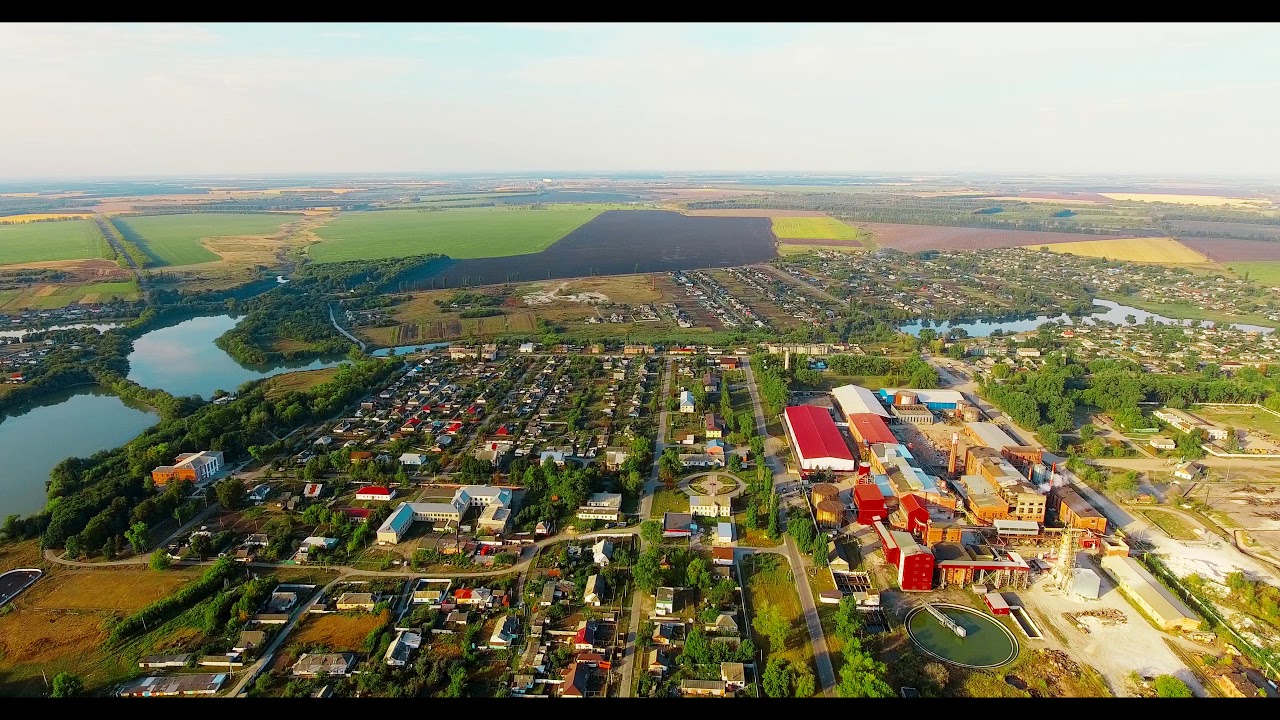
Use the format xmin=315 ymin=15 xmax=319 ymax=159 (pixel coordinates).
xmin=895 ymin=390 xmax=919 ymax=406
xmin=812 ymin=483 xmax=841 ymax=505
xmin=816 ymin=500 xmax=845 ymax=528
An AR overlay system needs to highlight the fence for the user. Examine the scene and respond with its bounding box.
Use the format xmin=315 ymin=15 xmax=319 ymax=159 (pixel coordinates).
xmin=1139 ymin=552 xmax=1280 ymax=682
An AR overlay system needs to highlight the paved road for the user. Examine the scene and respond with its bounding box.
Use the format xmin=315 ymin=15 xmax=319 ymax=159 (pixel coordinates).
xmin=742 ymin=357 xmax=837 ymax=696
xmin=755 ymin=263 xmax=842 ymax=305
xmin=328 ymin=304 xmax=367 ymax=350
xmin=0 ymin=569 xmax=42 ymax=607
xmin=618 ymin=356 xmax=673 ymax=698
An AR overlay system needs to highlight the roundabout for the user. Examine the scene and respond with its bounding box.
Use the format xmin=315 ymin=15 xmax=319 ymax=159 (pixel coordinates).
xmin=905 ymin=603 xmax=1019 ymax=669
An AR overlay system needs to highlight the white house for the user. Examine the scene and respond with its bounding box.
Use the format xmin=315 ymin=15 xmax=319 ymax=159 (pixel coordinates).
xmin=584 ymin=574 xmax=606 ymax=607
xmin=577 ymin=492 xmax=622 ymax=521
xmin=690 ymin=495 xmax=732 ymax=518
xmin=592 ymin=539 xmax=614 ymax=566
xmin=399 ymin=453 xmax=428 ymax=466
xmin=519 ymin=342 xmax=536 ymax=354
xmin=384 ymin=630 xmax=422 ymax=667
xmin=679 ymin=390 xmax=697 ymax=414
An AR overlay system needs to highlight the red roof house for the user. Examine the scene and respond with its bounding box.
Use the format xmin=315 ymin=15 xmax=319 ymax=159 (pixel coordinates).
xmin=898 ymin=493 xmax=929 ymax=535
xmin=355 ymin=486 xmax=395 ymax=501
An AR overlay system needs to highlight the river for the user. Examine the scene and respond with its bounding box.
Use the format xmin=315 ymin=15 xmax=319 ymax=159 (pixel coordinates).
xmin=900 ymin=299 xmax=1276 ymax=337
xmin=0 ymin=385 xmax=158 ymax=518
xmin=0 ymin=313 xmax=348 ymax=518
xmin=0 ymin=322 xmax=123 ymax=340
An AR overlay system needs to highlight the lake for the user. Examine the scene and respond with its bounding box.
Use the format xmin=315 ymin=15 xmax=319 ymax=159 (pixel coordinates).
xmin=127 ymin=314 xmax=345 ymax=399
xmin=371 ymin=342 xmax=452 ymax=357
xmin=900 ymin=299 xmax=1276 ymax=337
xmin=0 ymin=322 xmax=123 ymax=340
xmin=0 ymin=385 xmax=158 ymax=518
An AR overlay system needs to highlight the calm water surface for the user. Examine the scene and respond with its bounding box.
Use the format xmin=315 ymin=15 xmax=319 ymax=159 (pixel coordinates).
xmin=0 ymin=386 xmax=158 ymax=517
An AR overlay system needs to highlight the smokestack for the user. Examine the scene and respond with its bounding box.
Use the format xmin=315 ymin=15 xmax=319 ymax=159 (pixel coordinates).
xmin=948 ymin=433 xmax=960 ymax=475
xmin=784 ymin=348 xmax=791 ymax=371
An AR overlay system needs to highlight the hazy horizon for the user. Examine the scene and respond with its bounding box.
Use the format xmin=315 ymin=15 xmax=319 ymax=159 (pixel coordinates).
xmin=4 ymin=22 xmax=1279 ymax=180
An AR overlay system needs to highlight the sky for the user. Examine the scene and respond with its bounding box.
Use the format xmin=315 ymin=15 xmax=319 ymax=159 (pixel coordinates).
xmin=2 ymin=22 xmax=1279 ymax=179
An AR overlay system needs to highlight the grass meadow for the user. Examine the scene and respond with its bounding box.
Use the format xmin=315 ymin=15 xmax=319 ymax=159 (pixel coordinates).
xmin=771 ymin=216 xmax=860 ymax=240
xmin=0 ymin=219 xmax=109 ymax=265
xmin=0 ymin=280 xmax=140 ymax=310
xmin=307 ymin=205 xmax=606 ymax=263
xmin=113 ymin=213 xmax=296 ymax=267
xmin=1230 ymin=261 xmax=1280 ymax=288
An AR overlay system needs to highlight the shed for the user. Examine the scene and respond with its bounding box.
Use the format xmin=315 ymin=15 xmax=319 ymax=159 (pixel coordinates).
xmin=984 ymin=592 xmax=1010 ymax=615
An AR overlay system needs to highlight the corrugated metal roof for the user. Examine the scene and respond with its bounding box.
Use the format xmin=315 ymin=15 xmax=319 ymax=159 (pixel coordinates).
xmin=848 ymin=413 xmax=897 ymax=444
xmin=784 ymin=405 xmax=855 ymax=464
xmin=832 ymin=384 xmax=891 ymax=419
xmin=965 ymin=422 xmax=1019 ymax=451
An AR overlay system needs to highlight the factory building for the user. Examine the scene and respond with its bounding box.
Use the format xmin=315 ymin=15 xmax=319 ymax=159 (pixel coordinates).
xmin=782 ymin=405 xmax=858 ymax=473
xmin=873 ymin=521 xmax=935 ymax=591
xmin=1049 ymin=486 xmax=1108 ymax=534
xmin=877 ymin=388 xmax=964 ymax=412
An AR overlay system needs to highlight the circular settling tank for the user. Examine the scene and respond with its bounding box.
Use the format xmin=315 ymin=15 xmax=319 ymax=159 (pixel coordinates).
xmin=906 ymin=603 xmax=1019 ymax=669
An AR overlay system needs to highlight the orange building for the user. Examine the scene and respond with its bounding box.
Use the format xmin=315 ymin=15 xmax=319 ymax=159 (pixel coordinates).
xmin=151 ymin=450 xmax=224 ymax=487
xmin=1050 ymin=486 xmax=1108 ymax=534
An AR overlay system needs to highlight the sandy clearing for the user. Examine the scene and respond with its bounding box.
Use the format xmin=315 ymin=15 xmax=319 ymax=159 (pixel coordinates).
xmin=1020 ymin=559 xmax=1205 ymax=696
xmin=1101 ymin=193 xmax=1269 ymax=207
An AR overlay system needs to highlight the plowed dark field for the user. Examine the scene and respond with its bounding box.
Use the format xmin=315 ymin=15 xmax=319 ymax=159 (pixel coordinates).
xmin=1178 ymin=236 xmax=1280 ymax=262
xmin=400 ymin=210 xmax=777 ymax=287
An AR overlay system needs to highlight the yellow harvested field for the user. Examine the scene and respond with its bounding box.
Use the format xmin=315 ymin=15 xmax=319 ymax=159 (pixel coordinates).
xmin=25 ymin=570 xmax=197 ymax=611
xmin=1040 ymin=236 xmax=1208 ymax=263
xmin=1099 ymin=193 xmax=1269 ymax=207
xmin=683 ymin=209 xmax=828 ymax=218
xmin=0 ymin=213 xmax=94 ymax=223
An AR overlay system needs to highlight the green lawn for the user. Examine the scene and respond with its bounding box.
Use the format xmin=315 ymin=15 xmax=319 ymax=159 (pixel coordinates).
xmin=16 ymin=280 xmax=141 ymax=309
xmin=114 ymin=213 xmax=295 ymax=267
xmin=0 ymin=219 xmax=108 ymax=265
xmin=650 ymin=486 xmax=689 ymax=518
xmin=771 ymin=216 xmax=861 ymax=240
xmin=307 ymin=205 xmax=607 ymax=263
xmin=1139 ymin=509 xmax=1200 ymax=541
xmin=1230 ymin=261 xmax=1280 ymax=289
xmin=741 ymin=553 xmax=814 ymax=667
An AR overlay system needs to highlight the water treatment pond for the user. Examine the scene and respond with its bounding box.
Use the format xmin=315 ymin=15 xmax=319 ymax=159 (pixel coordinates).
xmin=906 ymin=603 xmax=1019 ymax=668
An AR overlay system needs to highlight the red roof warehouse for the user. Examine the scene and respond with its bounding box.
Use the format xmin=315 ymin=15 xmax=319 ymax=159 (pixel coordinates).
xmin=782 ymin=406 xmax=858 ymax=473
xmin=848 ymin=413 xmax=896 ymax=447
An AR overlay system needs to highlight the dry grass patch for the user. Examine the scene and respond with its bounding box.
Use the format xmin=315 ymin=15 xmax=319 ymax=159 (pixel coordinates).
xmin=1041 ymin=237 xmax=1207 ymax=264
xmin=683 ymin=209 xmax=828 ymax=218
xmin=289 ymin=610 xmax=388 ymax=652
xmin=264 ymin=368 xmax=340 ymax=400
xmin=26 ymin=569 xmax=197 ymax=612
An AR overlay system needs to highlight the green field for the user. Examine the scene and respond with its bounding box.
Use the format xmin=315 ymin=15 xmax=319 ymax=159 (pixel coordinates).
xmin=1194 ymin=404 xmax=1280 ymax=439
xmin=307 ymin=206 xmax=606 ymax=263
xmin=0 ymin=219 xmax=109 ymax=265
xmin=1138 ymin=509 xmax=1201 ymax=541
xmin=0 ymin=280 xmax=139 ymax=311
xmin=771 ymin=216 xmax=861 ymax=240
xmin=1230 ymin=261 xmax=1280 ymax=289
xmin=114 ymin=213 xmax=295 ymax=267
